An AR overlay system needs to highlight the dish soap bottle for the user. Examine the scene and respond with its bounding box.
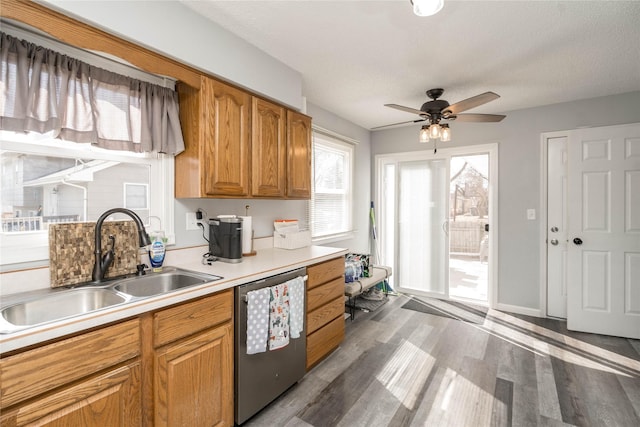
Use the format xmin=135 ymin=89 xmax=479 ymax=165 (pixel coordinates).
xmin=148 ymin=231 xmax=167 ymax=272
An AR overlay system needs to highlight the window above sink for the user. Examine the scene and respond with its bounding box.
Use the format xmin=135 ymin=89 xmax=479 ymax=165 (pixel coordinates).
xmin=0 ymin=134 xmax=175 ymax=269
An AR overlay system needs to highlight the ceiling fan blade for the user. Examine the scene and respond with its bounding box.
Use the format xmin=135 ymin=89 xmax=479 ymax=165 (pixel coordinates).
xmin=371 ymin=118 xmax=427 ymax=130
xmin=384 ymin=103 xmax=428 ymax=116
xmin=453 ymin=113 xmax=506 ymax=123
xmin=445 ymin=92 xmax=500 ymax=115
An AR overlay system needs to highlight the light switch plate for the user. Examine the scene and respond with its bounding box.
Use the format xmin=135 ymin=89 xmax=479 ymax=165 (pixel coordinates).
xmin=527 ymin=209 xmax=536 ymax=220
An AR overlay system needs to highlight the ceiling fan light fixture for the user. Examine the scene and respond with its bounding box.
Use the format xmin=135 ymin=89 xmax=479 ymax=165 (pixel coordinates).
xmin=411 ymin=0 xmax=444 ymax=17
xmin=419 ymin=125 xmax=430 ymax=143
xmin=441 ymin=124 xmax=451 ymax=142
xmin=429 ymin=123 xmax=441 ymax=139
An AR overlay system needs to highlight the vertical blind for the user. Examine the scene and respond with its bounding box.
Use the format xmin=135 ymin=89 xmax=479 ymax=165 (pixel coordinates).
xmin=0 ymin=31 xmax=184 ymax=155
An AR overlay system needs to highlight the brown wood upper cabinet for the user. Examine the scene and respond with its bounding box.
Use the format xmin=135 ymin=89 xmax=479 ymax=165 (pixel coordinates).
xmin=286 ymin=110 xmax=312 ymax=199
xmin=176 ymin=76 xmax=251 ymax=198
xmin=176 ymin=75 xmax=311 ymax=199
xmin=252 ymin=97 xmax=286 ymax=197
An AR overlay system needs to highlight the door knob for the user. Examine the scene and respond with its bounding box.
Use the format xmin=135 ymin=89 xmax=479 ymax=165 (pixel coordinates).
xmin=550 ymin=239 xmax=559 ymax=246
xmin=573 ymin=237 xmax=583 ymax=245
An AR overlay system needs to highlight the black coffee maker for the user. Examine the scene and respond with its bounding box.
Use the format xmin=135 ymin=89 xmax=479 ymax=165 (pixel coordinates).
xmin=209 ymin=217 xmax=243 ymax=263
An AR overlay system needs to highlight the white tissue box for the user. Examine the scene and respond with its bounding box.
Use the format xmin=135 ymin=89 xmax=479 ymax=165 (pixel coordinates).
xmin=273 ymin=230 xmax=311 ymax=249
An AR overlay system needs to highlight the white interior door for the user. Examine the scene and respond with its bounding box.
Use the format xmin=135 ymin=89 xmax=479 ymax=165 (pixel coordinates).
xmin=547 ymin=137 xmax=569 ymax=318
xmin=567 ymin=123 xmax=640 ymax=339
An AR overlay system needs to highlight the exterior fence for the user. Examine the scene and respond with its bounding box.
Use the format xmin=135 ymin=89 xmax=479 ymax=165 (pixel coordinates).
xmin=449 ymin=219 xmax=487 ymax=255
xmin=1 ymin=215 xmax=79 ymax=232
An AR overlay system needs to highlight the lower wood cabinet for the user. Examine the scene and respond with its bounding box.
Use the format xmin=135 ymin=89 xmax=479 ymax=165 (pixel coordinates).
xmin=306 ymin=257 xmax=345 ymax=370
xmin=152 ymin=291 xmax=233 ymax=427
xmin=154 ymin=323 xmax=233 ymax=427
xmin=1 ymin=361 xmax=141 ymax=427
xmin=0 ymin=290 xmax=234 ymax=427
xmin=0 ymin=320 xmax=142 ymax=427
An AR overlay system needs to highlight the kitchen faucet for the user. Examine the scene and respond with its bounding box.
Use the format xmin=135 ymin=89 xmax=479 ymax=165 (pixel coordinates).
xmin=92 ymin=208 xmax=152 ymax=282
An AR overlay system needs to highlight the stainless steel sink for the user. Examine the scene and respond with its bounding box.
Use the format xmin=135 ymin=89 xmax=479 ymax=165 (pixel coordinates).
xmin=112 ymin=269 xmax=221 ymax=297
xmin=1 ymin=288 xmax=128 ymax=330
xmin=0 ymin=267 xmax=222 ymax=334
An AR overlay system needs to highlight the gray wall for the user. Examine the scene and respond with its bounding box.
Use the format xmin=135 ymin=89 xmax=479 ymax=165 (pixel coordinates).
xmin=372 ymin=91 xmax=640 ymax=310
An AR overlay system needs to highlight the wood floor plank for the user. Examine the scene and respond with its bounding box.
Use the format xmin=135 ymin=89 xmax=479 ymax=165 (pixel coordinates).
xmin=618 ymin=374 xmax=640 ymax=423
xmin=336 ymin=380 xmax=401 ymax=427
xmin=534 ymin=351 xmax=563 ymax=422
xmin=550 ymin=355 xmax=589 ymax=426
xmin=490 ymin=377 xmax=513 ymax=427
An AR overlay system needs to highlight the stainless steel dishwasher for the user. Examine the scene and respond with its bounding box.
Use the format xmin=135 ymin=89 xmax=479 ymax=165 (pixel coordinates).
xmin=234 ymin=267 xmax=307 ymax=425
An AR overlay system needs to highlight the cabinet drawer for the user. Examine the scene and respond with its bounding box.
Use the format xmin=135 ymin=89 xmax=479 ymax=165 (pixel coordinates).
xmin=154 ymin=289 xmax=233 ymax=347
xmin=1 ymin=319 xmax=140 ymax=410
xmin=307 ymin=296 xmax=344 ymax=335
xmin=306 ymin=316 xmax=344 ymax=370
xmin=307 ymin=257 xmax=343 ymax=290
xmin=307 ymin=277 xmax=343 ymax=312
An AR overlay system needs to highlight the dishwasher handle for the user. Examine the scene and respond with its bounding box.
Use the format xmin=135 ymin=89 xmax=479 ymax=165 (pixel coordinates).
xmin=242 ymin=274 xmax=308 ymax=303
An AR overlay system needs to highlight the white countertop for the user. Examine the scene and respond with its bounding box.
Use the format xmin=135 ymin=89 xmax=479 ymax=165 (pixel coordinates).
xmin=0 ymin=245 xmax=347 ymax=354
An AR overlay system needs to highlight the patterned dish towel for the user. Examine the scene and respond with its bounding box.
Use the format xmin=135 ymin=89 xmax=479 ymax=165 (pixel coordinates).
xmin=246 ymin=288 xmax=270 ymax=354
xmin=288 ymin=276 xmax=305 ymax=339
xmin=269 ymin=283 xmax=290 ymax=350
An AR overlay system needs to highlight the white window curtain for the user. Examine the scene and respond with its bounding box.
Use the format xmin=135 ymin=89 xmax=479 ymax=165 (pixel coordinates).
xmin=0 ymin=32 xmax=184 ymax=155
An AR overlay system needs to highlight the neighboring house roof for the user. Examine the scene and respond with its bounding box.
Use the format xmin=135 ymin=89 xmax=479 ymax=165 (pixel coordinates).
xmin=22 ymin=160 xmax=120 ymax=187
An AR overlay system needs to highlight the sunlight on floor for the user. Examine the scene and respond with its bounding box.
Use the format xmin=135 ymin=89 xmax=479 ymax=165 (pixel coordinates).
xmin=376 ymin=339 xmax=435 ymax=410
xmin=425 ymin=367 xmax=494 ymax=426
xmin=483 ymin=310 xmax=639 ymax=377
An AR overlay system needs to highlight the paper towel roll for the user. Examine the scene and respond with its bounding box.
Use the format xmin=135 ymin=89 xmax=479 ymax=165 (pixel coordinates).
xmin=239 ymin=216 xmax=252 ymax=254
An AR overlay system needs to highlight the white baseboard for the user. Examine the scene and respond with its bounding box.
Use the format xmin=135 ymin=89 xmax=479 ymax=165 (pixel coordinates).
xmin=494 ymin=302 xmax=543 ymax=318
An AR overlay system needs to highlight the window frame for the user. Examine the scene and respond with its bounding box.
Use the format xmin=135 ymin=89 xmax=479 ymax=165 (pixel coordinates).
xmin=0 ymin=136 xmax=174 ymax=268
xmin=309 ymin=128 xmax=356 ymax=244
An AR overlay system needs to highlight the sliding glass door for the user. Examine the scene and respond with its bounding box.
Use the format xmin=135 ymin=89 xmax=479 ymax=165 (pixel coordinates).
xmin=376 ymin=144 xmax=496 ymax=304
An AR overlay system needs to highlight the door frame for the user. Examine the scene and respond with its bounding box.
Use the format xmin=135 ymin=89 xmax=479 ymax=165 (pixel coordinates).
xmin=375 ymin=143 xmax=498 ymax=308
xmin=540 ymin=130 xmax=567 ymax=317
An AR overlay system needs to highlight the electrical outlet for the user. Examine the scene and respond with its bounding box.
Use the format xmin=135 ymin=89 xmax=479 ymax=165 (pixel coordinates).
xmin=186 ymin=212 xmax=199 ymax=230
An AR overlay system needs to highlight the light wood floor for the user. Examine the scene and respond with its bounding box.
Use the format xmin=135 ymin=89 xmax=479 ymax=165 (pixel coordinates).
xmin=244 ymin=294 xmax=640 ymax=427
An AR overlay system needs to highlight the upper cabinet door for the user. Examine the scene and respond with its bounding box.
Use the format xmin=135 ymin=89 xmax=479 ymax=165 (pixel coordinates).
xmin=286 ymin=111 xmax=312 ymax=199
xmin=251 ymin=98 xmax=286 ymax=197
xmin=203 ymin=78 xmax=251 ymax=197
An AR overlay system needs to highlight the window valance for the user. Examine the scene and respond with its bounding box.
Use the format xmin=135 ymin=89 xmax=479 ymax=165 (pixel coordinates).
xmin=0 ymin=32 xmax=184 ymax=155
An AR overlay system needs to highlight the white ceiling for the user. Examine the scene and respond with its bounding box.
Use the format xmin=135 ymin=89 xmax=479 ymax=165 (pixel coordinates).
xmin=180 ymin=0 xmax=640 ymax=130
